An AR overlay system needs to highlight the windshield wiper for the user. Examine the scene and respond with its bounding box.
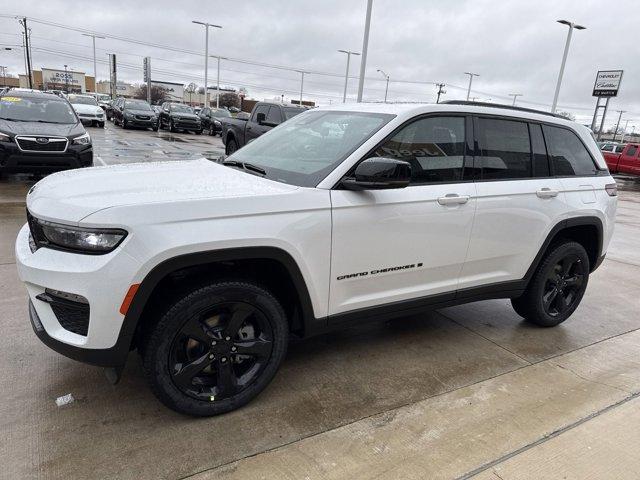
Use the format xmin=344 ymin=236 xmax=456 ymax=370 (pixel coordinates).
xmin=221 ymin=159 xmax=266 ymax=176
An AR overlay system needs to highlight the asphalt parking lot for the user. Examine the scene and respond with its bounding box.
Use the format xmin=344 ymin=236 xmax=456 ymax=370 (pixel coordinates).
xmin=2 ymin=124 xmax=640 ymax=479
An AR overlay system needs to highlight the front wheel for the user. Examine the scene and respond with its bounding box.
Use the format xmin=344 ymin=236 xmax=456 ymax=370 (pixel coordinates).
xmin=98 ymin=122 xmax=105 ymax=128
xmin=225 ymin=137 xmax=238 ymax=155
xmin=169 ymin=119 xmax=177 ymax=133
xmin=511 ymin=241 xmax=589 ymax=327
xmin=195 ymin=129 xmax=202 ymax=135
xmin=142 ymin=281 xmax=289 ymax=416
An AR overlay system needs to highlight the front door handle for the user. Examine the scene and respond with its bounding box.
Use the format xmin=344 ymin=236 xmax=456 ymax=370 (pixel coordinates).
xmin=536 ymin=188 xmax=559 ymax=199
xmin=437 ymin=194 xmax=470 ymax=206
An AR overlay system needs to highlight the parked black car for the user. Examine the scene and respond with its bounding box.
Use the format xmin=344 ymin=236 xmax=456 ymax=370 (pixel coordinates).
xmin=0 ymin=90 xmax=93 ymax=174
xmin=158 ymin=102 xmax=202 ymax=134
xmin=199 ymin=107 xmax=231 ymax=136
xmin=112 ymin=98 xmax=158 ymax=131
xmin=221 ymin=102 xmax=306 ymax=154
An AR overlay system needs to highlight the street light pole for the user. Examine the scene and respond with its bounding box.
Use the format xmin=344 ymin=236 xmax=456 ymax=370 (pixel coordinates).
xmin=298 ymin=71 xmax=305 ymax=105
xmin=509 ymin=93 xmax=523 ymax=106
xmin=0 ymin=66 xmax=6 ymax=87
xmin=192 ymin=20 xmax=222 ymax=108
xmin=551 ymin=19 xmax=586 ymax=113
xmin=464 ymin=72 xmax=479 ymax=101
xmin=338 ymin=50 xmax=360 ymax=103
xmin=64 ymin=64 xmax=69 ymax=93
xmin=377 ymin=69 xmax=389 ymax=103
xmin=82 ymin=33 xmax=105 ymax=91
xmin=620 ymin=119 xmax=630 ymax=143
xmin=612 ymin=110 xmax=626 ymax=142
xmin=357 ymin=0 xmax=373 ymax=102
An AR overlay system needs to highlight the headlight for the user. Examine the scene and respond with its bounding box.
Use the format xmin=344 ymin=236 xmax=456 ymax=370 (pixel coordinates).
xmin=124 ymin=111 xmax=134 ymax=119
xmin=32 ymin=218 xmax=127 ymax=254
xmin=0 ymin=132 xmax=12 ymax=143
xmin=213 ymin=120 xmax=221 ymax=127
xmin=72 ymin=132 xmax=91 ymax=146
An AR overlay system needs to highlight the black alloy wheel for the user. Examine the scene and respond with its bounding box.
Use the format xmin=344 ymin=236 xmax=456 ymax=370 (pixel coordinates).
xmin=511 ymin=241 xmax=589 ymax=327
xmin=169 ymin=301 xmax=273 ymax=402
xmin=142 ymin=281 xmax=288 ymax=416
xmin=542 ymin=254 xmax=586 ymax=317
xmin=225 ymin=138 xmax=238 ymax=155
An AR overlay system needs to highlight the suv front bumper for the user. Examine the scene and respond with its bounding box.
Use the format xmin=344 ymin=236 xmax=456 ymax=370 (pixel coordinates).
xmin=15 ymin=223 xmax=142 ymax=367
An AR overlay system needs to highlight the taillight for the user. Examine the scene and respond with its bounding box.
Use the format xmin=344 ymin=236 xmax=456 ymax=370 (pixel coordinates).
xmin=605 ymin=183 xmax=618 ymax=197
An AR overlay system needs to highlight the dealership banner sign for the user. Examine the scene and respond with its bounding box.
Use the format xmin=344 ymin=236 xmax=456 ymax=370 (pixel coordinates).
xmin=592 ymin=70 xmax=623 ymax=97
xmin=42 ymin=68 xmax=86 ymax=92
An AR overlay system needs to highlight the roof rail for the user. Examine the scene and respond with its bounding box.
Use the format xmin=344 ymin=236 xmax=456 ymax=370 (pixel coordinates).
xmin=440 ymin=100 xmax=564 ymax=119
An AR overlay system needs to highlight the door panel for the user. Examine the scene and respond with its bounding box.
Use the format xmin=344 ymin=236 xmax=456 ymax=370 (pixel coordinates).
xmin=329 ymin=183 xmax=476 ymax=315
xmin=458 ymin=179 xmax=565 ymax=288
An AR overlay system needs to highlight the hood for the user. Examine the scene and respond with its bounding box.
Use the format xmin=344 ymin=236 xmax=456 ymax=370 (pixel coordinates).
xmin=0 ymin=119 xmax=84 ymax=137
xmin=72 ymin=104 xmax=102 ymax=115
xmin=126 ymin=109 xmax=156 ymax=116
xmin=26 ymin=158 xmax=298 ymax=223
xmin=170 ymin=111 xmax=199 ymax=120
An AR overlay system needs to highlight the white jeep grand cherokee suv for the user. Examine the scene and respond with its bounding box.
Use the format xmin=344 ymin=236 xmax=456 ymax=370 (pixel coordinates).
xmin=16 ymin=102 xmax=617 ymax=416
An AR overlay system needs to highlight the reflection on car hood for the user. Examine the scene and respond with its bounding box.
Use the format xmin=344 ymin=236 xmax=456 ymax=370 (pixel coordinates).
xmin=127 ymin=109 xmax=155 ymax=116
xmin=26 ymin=158 xmax=298 ymax=223
xmin=0 ymin=119 xmax=83 ymax=137
xmin=170 ymin=112 xmax=198 ymax=119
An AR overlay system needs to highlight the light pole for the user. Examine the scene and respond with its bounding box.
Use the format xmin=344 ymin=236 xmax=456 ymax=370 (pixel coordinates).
xmin=436 ymin=83 xmax=446 ymax=103
xmin=210 ymin=55 xmax=228 ymax=108
xmin=357 ymin=0 xmax=373 ymax=102
xmin=297 ymin=71 xmax=305 ymax=105
xmin=82 ymin=33 xmax=105 ymax=91
xmin=377 ymin=69 xmax=389 ymax=103
xmin=63 ymin=64 xmax=69 ymax=93
xmin=509 ymin=93 xmax=523 ymax=106
xmin=192 ymin=20 xmax=222 ymax=107
xmin=620 ymin=119 xmax=630 ymax=143
xmin=612 ymin=110 xmax=626 ymax=142
xmin=551 ymin=19 xmax=586 ymax=113
xmin=0 ymin=66 xmax=6 ymax=87
xmin=464 ymin=72 xmax=479 ymax=101
xmin=338 ymin=49 xmax=360 ymax=103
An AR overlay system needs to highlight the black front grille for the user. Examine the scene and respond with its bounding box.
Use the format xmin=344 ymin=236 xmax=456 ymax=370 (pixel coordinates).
xmin=16 ymin=137 xmax=67 ymax=152
xmin=136 ymin=115 xmax=151 ymax=120
xmin=51 ymin=301 xmax=90 ymax=336
xmin=36 ymin=290 xmax=90 ymax=336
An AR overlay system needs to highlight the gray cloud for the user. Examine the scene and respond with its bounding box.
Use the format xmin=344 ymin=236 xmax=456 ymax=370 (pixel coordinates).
xmin=1 ymin=0 xmax=638 ymax=128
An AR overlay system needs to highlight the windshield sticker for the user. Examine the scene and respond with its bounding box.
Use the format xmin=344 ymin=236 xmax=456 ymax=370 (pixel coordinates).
xmin=1 ymin=97 xmax=22 ymax=102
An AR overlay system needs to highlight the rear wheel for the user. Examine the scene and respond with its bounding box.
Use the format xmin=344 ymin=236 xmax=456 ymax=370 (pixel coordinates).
xmin=169 ymin=119 xmax=177 ymax=133
xmin=142 ymin=281 xmax=288 ymax=416
xmin=511 ymin=241 xmax=589 ymax=327
xmin=225 ymin=137 xmax=238 ymax=155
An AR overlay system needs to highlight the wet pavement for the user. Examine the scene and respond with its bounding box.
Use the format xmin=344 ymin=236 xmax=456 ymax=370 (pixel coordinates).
xmin=1 ymin=125 xmax=640 ymax=479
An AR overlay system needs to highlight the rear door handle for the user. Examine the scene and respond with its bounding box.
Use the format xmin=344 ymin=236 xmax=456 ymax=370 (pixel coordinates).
xmin=536 ymin=188 xmax=559 ymax=199
xmin=437 ymin=194 xmax=470 ymax=206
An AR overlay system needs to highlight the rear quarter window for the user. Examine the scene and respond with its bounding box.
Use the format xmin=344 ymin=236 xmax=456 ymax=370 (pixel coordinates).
xmin=542 ymin=125 xmax=598 ymax=176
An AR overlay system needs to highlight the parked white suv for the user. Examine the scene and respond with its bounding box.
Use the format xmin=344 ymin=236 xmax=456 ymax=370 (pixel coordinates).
xmin=16 ymin=102 xmax=617 ymax=416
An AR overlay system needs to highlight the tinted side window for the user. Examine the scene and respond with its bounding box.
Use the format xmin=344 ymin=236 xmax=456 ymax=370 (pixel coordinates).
xmin=626 ymin=145 xmax=638 ymax=157
xmin=542 ymin=125 xmax=598 ymax=176
xmin=266 ymin=106 xmax=282 ymax=124
xmin=530 ymin=123 xmax=550 ymax=177
xmin=373 ymin=116 xmax=465 ymax=184
xmin=252 ymin=105 xmax=270 ymax=122
xmin=477 ymin=118 xmax=531 ymax=180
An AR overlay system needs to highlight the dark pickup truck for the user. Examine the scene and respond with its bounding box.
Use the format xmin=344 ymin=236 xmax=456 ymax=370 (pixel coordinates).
xmin=221 ymin=102 xmax=307 ymax=154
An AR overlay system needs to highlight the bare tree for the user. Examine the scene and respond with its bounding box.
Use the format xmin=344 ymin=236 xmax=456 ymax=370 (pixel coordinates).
xmin=219 ymin=92 xmax=240 ymax=109
xmin=185 ymin=82 xmax=197 ymax=104
xmin=556 ymin=111 xmax=576 ymax=122
xmin=134 ymin=84 xmax=168 ymax=105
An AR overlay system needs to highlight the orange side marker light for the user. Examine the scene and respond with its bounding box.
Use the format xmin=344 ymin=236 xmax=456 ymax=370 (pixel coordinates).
xmin=119 ymin=284 xmax=140 ymax=315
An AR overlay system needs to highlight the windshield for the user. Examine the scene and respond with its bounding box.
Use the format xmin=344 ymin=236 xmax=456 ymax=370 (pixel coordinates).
xmin=125 ymin=100 xmax=152 ymax=111
xmin=0 ymin=95 xmax=77 ymax=124
xmin=228 ymin=110 xmax=394 ymax=187
xmin=68 ymin=95 xmax=98 ymax=106
xmin=213 ymin=108 xmax=231 ymax=117
xmin=170 ymin=104 xmax=193 ymax=113
xmin=283 ymin=107 xmax=304 ymax=120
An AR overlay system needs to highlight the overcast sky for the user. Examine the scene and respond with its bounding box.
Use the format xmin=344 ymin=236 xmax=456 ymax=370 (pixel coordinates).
xmin=1 ymin=0 xmax=638 ymax=129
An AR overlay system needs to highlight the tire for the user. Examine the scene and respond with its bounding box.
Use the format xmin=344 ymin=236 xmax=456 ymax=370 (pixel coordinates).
xmin=208 ymin=125 xmax=215 ymax=136
xmin=195 ymin=129 xmax=202 ymax=135
xmin=122 ymin=119 xmax=128 ymax=129
xmin=169 ymin=119 xmax=176 ymax=133
xmin=225 ymin=137 xmax=238 ymax=155
xmin=98 ymin=122 xmax=105 ymax=128
xmin=511 ymin=241 xmax=590 ymax=327
xmin=152 ymin=126 xmax=158 ymax=132
xmin=142 ymin=281 xmax=289 ymax=416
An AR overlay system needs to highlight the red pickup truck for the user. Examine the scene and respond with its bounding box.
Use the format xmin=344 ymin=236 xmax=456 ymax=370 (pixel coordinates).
xmin=604 ymin=143 xmax=640 ymax=175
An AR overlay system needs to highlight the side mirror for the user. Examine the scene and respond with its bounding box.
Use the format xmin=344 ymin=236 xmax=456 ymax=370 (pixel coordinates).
xmin=256 ymin=112 xmax=266 ymax=124
xmin=342 ymin=157 xmax=411 ymax=190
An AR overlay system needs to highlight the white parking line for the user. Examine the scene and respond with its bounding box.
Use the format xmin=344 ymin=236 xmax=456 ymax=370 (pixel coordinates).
xmin=95 ymin=156 xmax=107 ymax=166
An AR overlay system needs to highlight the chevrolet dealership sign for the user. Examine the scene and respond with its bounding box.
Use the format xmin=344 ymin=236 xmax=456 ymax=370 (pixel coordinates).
xmin=592 ymin=70 xmax=623 ymax=97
